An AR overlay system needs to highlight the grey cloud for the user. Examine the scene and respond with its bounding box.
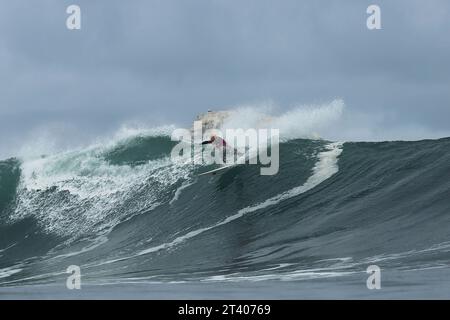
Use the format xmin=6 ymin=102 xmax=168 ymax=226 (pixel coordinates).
xmin=1 ymin=0 xmax=450 ymax=158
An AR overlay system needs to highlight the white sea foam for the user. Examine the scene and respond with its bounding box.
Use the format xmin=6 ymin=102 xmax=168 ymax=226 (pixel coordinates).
xmin=0 ymin=266 xmax=23 ymax=279
xmin=220 ymin=99 xmax=345 ymax=141
xmin=201 ymin=269 xmax=355 ymax=282
xmin=49 ymin=236 xmax=109 ymax=260
xmin=169 ymin=180 xmax=196 ymax=205
xmin=11 ymin=129 xmax=192 ymax=239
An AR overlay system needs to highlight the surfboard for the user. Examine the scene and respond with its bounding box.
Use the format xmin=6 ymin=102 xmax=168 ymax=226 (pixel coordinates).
xmin=198 ymin=151 xmax=256 ymax=176
xmin=198 ymin=164 xmax=237 ymax=176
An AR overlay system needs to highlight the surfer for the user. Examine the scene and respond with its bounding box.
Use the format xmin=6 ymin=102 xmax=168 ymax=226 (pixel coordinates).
xmin=202 ymin=134 xmax=235 ymax=163
xmin=201 ymin=134 xmax=227 ymax=147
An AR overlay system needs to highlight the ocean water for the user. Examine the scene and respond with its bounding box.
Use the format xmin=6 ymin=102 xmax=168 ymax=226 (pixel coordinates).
xmin=0 ymin=110 xmax=450 ymax=298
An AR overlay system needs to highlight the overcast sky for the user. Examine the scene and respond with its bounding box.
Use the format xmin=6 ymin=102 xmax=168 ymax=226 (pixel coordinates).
xmin=1 ymin=0 xmax=450 ymax=158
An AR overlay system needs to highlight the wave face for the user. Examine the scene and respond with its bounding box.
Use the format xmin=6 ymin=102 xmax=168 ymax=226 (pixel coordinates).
xmin=0 ymin=131 xmax=450 ymax=286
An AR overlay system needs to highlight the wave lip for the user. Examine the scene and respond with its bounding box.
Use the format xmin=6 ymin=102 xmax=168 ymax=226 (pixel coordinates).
xmin=220 ymin=99 xmax=345 ymax=141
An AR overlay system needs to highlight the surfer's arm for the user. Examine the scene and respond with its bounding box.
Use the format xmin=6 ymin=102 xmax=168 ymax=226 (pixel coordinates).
xmin=201 ymin=140 xmax=213 ymax=145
